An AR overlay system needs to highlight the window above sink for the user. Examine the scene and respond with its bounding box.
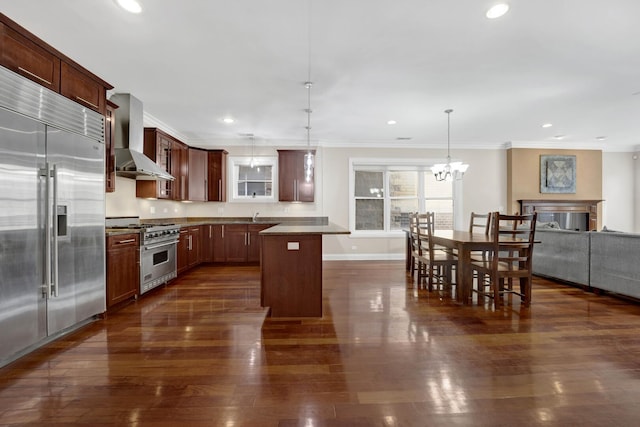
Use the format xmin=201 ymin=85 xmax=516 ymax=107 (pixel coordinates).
xmin=229 ymin=156 xmax=277 ymax=203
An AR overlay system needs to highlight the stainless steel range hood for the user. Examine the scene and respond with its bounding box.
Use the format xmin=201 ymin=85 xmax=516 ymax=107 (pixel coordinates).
xmin=110 ymin=93 xmax=174 ymax=181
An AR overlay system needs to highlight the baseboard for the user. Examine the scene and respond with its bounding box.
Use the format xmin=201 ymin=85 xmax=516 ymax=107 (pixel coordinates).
xmin=322 ymin=253 xmax=405 ymax=261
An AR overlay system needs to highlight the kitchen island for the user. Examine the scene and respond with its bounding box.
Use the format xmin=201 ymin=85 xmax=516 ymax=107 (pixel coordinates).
xmin=260 ymin=223 xmax=349 ymax=317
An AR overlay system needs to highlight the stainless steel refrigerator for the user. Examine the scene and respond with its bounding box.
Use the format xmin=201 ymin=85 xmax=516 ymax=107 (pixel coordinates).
xmin=0 ymin=66 xmax=106 ymax=367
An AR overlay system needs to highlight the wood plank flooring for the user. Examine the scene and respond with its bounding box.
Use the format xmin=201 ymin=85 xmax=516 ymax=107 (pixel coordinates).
xmin=2 ymin=261 xmax=640 ymax=426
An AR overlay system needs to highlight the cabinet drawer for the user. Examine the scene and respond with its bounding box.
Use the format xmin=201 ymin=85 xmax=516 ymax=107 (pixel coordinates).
xmin=0 ymin=22 xmax=60 ymax=92
xmin=107 ymin=233 xmax=140 ymax=249
xmin=60 ymin=61 xmax=106 ymax=113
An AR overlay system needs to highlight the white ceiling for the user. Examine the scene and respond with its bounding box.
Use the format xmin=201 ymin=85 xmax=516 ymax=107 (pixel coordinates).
xmin=2 ymin=0 xmax=640 ymax=151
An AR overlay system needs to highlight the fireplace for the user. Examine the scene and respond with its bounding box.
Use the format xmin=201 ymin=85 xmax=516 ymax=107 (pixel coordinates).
xmin=518 ymin=199 xmax=602 ymax=231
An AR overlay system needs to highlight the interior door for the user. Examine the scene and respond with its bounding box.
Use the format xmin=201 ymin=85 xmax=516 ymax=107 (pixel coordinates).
xmin=0 ymin=107 xmax=47 ymax=362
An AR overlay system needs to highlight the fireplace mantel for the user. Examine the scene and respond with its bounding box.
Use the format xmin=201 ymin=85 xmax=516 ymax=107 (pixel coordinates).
xmin=518 ymin=199 xmax=603 ymax=231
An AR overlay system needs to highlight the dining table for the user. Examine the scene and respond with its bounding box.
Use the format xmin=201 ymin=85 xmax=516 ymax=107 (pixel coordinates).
xmin=428 ymin=230 xmax=494 ymax=304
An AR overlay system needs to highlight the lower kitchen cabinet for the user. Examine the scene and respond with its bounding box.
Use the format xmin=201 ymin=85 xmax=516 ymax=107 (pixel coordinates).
xmin=225 ymin=223 xmax=273 ymax=263
xmin=106 ymin=233 xmax=139 ymax=309
xmin=178 ymin=226 xmax=201 ymax=274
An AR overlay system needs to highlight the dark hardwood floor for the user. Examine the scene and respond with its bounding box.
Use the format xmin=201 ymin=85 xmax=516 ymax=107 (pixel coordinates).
xmin=2 ymin=261 xmax=640 ymax=426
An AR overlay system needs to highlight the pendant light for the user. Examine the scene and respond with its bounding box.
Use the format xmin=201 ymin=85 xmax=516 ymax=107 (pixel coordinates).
xmin=249 ymin=135 xmax=256 ymax=168
xmin=303 ymin=0 xmax=314 ymax=183
xmin=431 ymin=109 xmax=469 ymax=181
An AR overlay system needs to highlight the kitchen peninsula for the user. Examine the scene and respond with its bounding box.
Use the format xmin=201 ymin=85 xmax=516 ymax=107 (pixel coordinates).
xmin=260 ymin=223 xmax=349 ymax=317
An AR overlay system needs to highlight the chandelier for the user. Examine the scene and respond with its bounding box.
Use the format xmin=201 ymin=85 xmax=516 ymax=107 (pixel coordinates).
xmin=431 ymin=109 xmax=469 ymax=181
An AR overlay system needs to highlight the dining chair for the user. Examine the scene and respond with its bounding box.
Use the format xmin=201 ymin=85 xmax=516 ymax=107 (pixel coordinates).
xmin=471 ymin=212 xmax=537 ymax=307
xmin=416 ymin=212 xmax=458 ymax=292
xmin=408 ymin=212 xmax=421 ymax=281
xmin=469 ymin=211 xmax=492 ymax=235
xmin=469 ymin=211 xmax=492 ymax=262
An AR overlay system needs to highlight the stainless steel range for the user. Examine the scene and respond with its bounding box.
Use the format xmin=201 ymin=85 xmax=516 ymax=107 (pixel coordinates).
xmin=107 ymin=217 xmax=179 ymax=294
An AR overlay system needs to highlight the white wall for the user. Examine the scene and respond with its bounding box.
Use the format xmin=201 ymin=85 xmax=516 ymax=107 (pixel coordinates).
xmin=106 ymin=138 xmax=640 ymax=256
xmin=602 ymin=151 xmax=636 ymax=232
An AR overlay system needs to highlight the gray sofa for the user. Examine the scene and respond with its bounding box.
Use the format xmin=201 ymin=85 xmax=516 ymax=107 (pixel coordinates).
xmin=533 ymin=229 xmax=590 ymax=286
xmin=532 ymin=228 xmax=640 ymax=300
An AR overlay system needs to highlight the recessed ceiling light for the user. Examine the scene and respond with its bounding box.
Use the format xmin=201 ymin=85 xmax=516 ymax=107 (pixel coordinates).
xmin=396 ymin=137 xmax=412 ymax=140
xmin=542 ymin=123 xmax=553 ymax=128
xmin=115 ymin=0 xmax=142 ymax=14
xmin=387 ymin=120 xmax=397 ymax=125
xmin=222 ymin=117 xmax=235 ymax=124
xmin=553 ymin=135 xmax=565 ymax=140
xmin=486 ymin=3 xmax=509 ymax=19
xmin=596 ymin=136 xmax=607 ymax=141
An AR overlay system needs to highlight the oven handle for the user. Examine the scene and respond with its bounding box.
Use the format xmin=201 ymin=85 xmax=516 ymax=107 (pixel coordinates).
xmin=143 ymin=241 xmax=177 ymax=251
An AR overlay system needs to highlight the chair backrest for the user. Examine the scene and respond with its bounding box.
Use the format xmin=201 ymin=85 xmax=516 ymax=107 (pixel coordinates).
xmin=469 ymin=212 xmax=491 ymax=235
xmin=415 ymin=212 xmax=438 ymax=254
xmin=490 ymin=211 xmax=537 ymax=269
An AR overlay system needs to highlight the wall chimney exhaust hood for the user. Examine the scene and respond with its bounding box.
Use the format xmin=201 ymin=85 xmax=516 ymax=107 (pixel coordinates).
xmin=110 ymin=93 xmax=174 ymax=181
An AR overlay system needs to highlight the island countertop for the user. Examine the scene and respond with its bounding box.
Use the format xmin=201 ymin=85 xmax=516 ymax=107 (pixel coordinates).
xmin=259 ymin=222 xmax=350 ymax=236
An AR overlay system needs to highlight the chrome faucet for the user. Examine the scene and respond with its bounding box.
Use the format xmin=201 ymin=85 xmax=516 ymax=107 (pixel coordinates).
xmin=252 ymin=211 xmax=260 ymax=222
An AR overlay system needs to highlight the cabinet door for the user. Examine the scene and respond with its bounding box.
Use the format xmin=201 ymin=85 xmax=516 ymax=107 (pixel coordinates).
xmin=207 ymin=150 xmax=228 ymax=202
xmin=247 ymin=224 xmax=271 ymax=263
xmin=224 ymin=224 xmax=248 ymax=262
xmin=106 ymin=234 xmax=139 ymax=308
xmin=188 ymin=226 xmax=201 ymax=268
xmin=278 ymin=150 xmax=314 ymax=202
xmin=137 ymin=129 xmax=172 ymax=199
xmin=212 ymin=225 xmax=226 ymax=262
xmin=105 ymin=100 xmax=117 ymax=192
xmin=172 ymin=141 xmax=188 ymax=201
xmin=201 ymin=225 xmax=214 ymax=262
xmin=188 ymin=148 xmax=207 ymax=201
xmin=60 ymin=61 xmax=106 ymax=114
xmin=0 ymin=22 xmax=60 ymax=92
xmin=177 ymin=228 xmax=189 ymax=274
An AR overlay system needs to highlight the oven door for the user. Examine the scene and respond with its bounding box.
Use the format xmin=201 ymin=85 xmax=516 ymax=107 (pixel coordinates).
xmin=140 ymin=240 xmax=177 ymax=294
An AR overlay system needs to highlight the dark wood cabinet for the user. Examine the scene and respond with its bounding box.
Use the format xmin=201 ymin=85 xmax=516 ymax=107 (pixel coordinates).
xmin=207 ymin=150 xmax=228 ymax=202
xmin=105 ymin=100 xmax=117 ymax=192
xmin=172 ymin=141 xmax=188 ymax=201
xmin=177 ymin=228 xmax=189 ymax=274
xmin=60 ymin=61 xmax=106 ymax=114
xmin=0 ymin=14 xmax=112 ymax=114
xmin=106 ymin=233 xmax=139 ymax=309
xmin=188 ymin=148 xmax=208 ymax=201
xmin=177 ymin=226 xmax=201 ymax=274
xmin=278 ymin=150 xmax=315 ymax=202
xmin=188 ymin=226 xmax=201 ymax=268
xmin=137 ymin=128 xmax=189 ymax=200
xmin=201 ymin=225 xmax=214 ymax=262
xmin=224 ymin=223 xmax=272 ymax=263
xmin=0 ymin=20 xmax=60 ymax=92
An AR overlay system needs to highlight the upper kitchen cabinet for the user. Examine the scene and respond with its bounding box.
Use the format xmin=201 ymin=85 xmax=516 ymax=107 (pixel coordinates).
xmin=60 ymin=61 xmax=106 ymax=114
xmin=105 ymin=100 xmax=118 ymax=192
xmin=0 ymin=19 xmax=60 ymax=92
xmin=188 ymin=148 xmax=208 ymax=201
xmin=137 ymin=128 xmax=188 ymax=201
xmin=171 ymin=140 xmax=188 ymax=201
xmin=278 ymin=150 xmax=315 ymax=202
xmin=208 ymin=150 xmax=228 ymax=202
xmin=0 ymin=14 xmax=112 ymax=114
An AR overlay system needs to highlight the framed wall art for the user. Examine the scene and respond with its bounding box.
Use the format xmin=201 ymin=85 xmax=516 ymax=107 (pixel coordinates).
xmin=540 ymin=155 xmax=576 ymax=193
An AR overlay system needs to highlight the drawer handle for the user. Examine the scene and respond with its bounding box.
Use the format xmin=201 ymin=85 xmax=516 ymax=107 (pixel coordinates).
xmin=75 ymin=96 xmax=100 ymax=110
xmin=18 ymin=67 xmax=52 ymax=85
xmin=116 ymin=238 xmax=136 ymax=244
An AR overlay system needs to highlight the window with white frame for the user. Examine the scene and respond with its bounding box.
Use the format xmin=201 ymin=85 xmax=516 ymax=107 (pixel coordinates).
xmin=350 ymin=159 xmax=456 ymax=234
xmin=229 ymin=156 xmax=277 ymax=202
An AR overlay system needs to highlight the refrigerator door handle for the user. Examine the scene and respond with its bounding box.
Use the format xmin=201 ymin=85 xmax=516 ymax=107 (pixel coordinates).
xmin=50 ymin=164 xmax=59 ymax=298
xmin=42 ymin=163 xmax=52 ymax=299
